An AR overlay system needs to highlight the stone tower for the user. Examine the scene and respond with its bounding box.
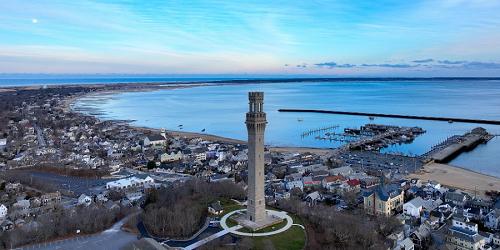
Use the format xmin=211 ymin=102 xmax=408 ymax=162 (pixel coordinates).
xmin=246 ymin=92 xmax=267 ymax=223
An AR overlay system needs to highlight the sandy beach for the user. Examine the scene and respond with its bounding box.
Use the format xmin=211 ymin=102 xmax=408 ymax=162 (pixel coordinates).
xmin=409 ymin=162 xmax=500 ymax=197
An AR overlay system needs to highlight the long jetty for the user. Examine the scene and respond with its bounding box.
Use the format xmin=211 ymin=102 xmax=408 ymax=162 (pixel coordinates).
xmin=278 ymin=109 xmax=500 ymax=125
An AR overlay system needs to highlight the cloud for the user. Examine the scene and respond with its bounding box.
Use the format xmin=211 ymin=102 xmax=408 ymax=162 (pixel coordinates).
xmin=462 ymin=61 xmax=500 ymax=69
xmin=437 ymin=60 xmax=467 ymax=64
xmin=361 ymin=63 xmax=415 ymax=68
xmin=412 ymin=59 xmax=434 ymax=63
xmin=434 ymin=60 xmax=500 ymax=69
xmin=314 ymin=62 xmax=356 ymax=68
xmin=308 ymin=58 xmax=500 ymax=70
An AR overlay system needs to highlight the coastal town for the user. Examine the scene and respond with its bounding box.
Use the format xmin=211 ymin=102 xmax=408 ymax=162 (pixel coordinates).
xmin=0 ymin=84 xmax=499 ymax=250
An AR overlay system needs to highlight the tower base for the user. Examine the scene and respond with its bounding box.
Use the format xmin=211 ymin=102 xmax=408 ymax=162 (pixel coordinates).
xmin=231 ymin=210 xmax=284 ymax=231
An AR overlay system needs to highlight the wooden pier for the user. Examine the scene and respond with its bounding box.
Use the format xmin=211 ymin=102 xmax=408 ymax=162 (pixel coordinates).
xmin=301 ymin=125 xmax=338 ymax=137
xmin=278 ymin=109 xmax=500 ymax=125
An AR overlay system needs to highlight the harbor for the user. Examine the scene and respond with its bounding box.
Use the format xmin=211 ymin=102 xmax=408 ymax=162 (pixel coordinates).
xmin=302 ymin=123 xmax=426 ymax=151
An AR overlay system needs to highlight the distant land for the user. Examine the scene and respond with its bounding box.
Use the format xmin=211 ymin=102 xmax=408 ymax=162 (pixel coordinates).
xmin=1 ymin=75 xmax=500 ymax=87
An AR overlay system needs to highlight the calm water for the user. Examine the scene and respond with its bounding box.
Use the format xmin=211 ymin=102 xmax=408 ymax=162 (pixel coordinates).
xmin=73 ymin=80 xmax=500 ymax=177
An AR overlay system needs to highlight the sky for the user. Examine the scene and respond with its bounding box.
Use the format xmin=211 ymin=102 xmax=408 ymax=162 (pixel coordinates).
xmin=1 ymin=0 xmax=500 ymax=76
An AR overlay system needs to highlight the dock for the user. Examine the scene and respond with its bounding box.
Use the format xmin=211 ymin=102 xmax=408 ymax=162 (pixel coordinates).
xmin=301 ymin=125 xmax=338 ymax=137
xmin=278 ymin=109 xmax=500 ymax=125
xmin=423 ymin=127 xmax=492 ymax=163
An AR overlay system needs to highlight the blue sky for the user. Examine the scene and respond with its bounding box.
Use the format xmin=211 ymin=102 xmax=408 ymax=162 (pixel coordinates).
xmin=1 ymin=0 xmax=500 ymax=76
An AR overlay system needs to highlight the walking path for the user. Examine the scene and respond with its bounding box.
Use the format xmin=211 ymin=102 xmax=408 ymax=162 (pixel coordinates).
xmin=183 ymin=225 xmax=242 ymax=250
xmin=184 ymin=209 xmax=296 ymax=249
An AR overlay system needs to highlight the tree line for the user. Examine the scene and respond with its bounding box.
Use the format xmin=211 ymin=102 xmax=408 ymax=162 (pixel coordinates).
xmin=142 ymin=180 xmax=245 ymax=238
xmin=276 ymin=198 xmax=402 ymax=250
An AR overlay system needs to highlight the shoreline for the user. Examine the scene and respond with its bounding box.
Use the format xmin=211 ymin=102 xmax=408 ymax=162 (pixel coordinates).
xmin=409 ymin=162 xmax=500 ymax=197
xmin=64 ymin=82 xmax=499 ymax=182
xmin=65 ymin=83 xmax=334 ymax=155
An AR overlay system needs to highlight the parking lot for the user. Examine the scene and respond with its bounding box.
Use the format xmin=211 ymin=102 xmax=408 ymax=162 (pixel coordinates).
xmin=339 ymin=150 xmax=424 ymax=175
xmin=27 ymin=171 xmax=114 ymax=196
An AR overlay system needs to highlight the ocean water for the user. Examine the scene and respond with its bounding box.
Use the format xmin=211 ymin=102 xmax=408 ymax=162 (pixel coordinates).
xmin=72 ymin=80 xmax=500 ymax=177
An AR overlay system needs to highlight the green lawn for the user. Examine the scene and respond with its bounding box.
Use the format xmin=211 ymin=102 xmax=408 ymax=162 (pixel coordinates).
xmin=212 ymin=198 xmax=244 ymax=219
xmin=251 ymin=214 xmax=305 ymax=250
xmin=214 ymin=201 xmax=306 ymax=250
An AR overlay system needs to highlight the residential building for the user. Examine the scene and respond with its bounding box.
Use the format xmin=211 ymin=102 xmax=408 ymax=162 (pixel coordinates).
xmin=485 ymin=209 xmax=500 ymax=231
xmin=78 ymin=194 xmax=92 ymax=206
xmin=446 ymin=218 xmax=487 ymax=250
xmin=403 ymin=197 xmax=441 ymax=218
xmin=41 ymin=191 xmax=61 ymax=206
xmin=393 ymin=237 xmax=415 ymax=250
xmin=106 ymin=176 xmax=155 ymax=190
xmin=404 ymin=197 xmax=426 ymax=218
xmin=0 ymin=138 xmax=6 ymax=150
xmin=302 ymin=176 xmax=321 ymax=187
xmin=363 ymin=184 xmax=404 ymax=216
xmin=143 ymin=134 xmax=166 ymax=147
xmin=305 ymin=191 xmax=323 ymax=206
xmin=322 ymin=175 xmax=345 ymax=190
xmin=0 ymin=204 xmax=7 ymax=219
xmin=329 ymin=166 xmax=353 ymax=176
xmin=208 ymin=201 xmax=224 ymax=215
xmin=160 ymin=151 xmax=183 ymax=163
xmin=285 ymin=176 xmax=304 ymax=191
xmin=445 ymin=191 xmax=469 ymax=207
xmin=410 ymin=224 xmax=432 ymax=250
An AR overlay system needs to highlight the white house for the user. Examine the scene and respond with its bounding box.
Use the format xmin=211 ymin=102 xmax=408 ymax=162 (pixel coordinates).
xmin=286 ymin=180 xmax=304 ymax=191
xmin=305 ymin=191 xmax=323 ymax=206
xmin=285 ymin=174 xmax=304 ymax=191
xmin=403 ymin=197 xmax=426 ymax=217
xmin=106 ymin=176 xmax=155 ymax=190
xmin=0 ymin=204 xmax=7 ymax=218
xmin=194 ymin=152 xmax=206 ymax=162
xmin=143 ymin=135 xmax=166 ymax=147
xmin=0 ymin=138 xmax=7 ymax=150
xmin=78 ymin=194 xmax=92 ymax=206
xmin=329 ymin=166 xmax=353 ymax=176
xmin=403 ymin=197 xmax=442 ymax=218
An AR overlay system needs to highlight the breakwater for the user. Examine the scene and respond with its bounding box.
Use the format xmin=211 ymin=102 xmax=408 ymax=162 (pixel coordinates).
xmin=278 ymin=109 xmax=500 ymax=125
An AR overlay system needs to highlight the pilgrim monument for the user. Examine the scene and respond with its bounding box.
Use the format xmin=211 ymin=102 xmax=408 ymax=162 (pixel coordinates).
xmin=246 ymin=92 xmax=267 ymax=223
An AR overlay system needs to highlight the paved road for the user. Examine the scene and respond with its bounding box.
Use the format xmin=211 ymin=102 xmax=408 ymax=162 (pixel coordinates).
xmin=35 ymin=125 xmax=46 ymax=148
xmin=16 ymin=214 xmax=138 ymax=250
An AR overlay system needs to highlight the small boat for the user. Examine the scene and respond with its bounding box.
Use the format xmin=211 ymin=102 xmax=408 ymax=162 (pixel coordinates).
xmin=297 ymin=118 xmax=303 ymax=122
xmin=178 ymin=124 xmax=183 ymax=127
xmin=448 ymin=120 xmax=454 ymax=123
xmin=369 ymin=116 xmax=375 ymax=120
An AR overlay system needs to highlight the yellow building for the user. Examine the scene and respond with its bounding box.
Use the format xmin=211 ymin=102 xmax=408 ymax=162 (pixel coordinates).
xmin=363 ymin=184 xmax=404 ymax=216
